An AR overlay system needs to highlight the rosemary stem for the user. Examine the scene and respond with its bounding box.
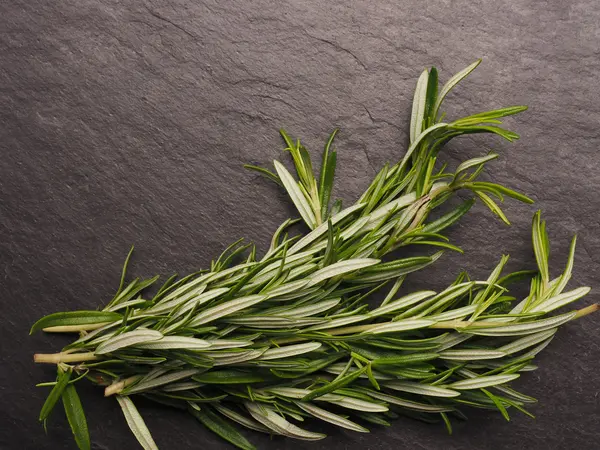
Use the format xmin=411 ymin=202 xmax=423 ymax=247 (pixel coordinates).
xmin=33 ymin=352 xmax=98 ymax=364
xmin=268 ymin=324 xmax=379 ymax=345
xmin=430 ymin=320 xmax=475 ymax=329
xmin=43 ymin=322 xmax=112 ymax=333
xmin=272 ymin=304 xmax=600 ymax=347
xmin=326 ymin=324 xmax=377 ymax=335
xmin=573 ymin=303 xmax=599 ymax=319
xmin=104 ymin=375 xmax=141 ymax=397
xmin=270 ymin=336 xmax=305 ymax=345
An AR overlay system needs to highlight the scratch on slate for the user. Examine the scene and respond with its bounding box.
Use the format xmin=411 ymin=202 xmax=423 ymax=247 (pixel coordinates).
xmin=144 ymin=6 xmax=198 ymax=40
xmin=580 ymin=240 xmax=600 ymax=265
xmin=231 ymin=78 xmax=290 ymax=90
xmin=143 ymin=204 xmax=176 ymax=239
xmin=363 ymin=106 xmax=401 ymax=129
xmin=252 ymin=94 xmax=297 ymax=111
xmin=106 ymin=30 xmax=147 ymax=60
xmin=364 ymin=150 xmax=376 ymax=173
xmin=355 ymin=143 xmax=376 ymax=173
xmin=303 ymin=30 xmax=367 ymax=70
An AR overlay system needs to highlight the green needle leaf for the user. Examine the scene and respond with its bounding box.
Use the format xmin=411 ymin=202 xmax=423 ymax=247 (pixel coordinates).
xmin=193 ymin=370 xmax=267 ymax=384
xmin=455 ymin=153 xmax=499 ymax=177
xmin=468 ymin=311 xmax=577 ymax=336
xmin=274 ymin=160 xmax=317 ymax=229
xmin=244 ymin=164 xmax=283 ymax=187
xmin=295 ymin=401 xmax=369 ymax=433
xmin=302 ymin=365 xmax=370 ymax=401
xmin=369 ymin=291 xmax=436 ymax=317
xmin=475 ymin=191 xmax=510 ymax=225
xmin=62 ymin=384 xmax=90 ymax=450
xmin=30 ymin=311 xmax=122 ymax=334
xmin=482 ymin=388 xmax=511 ymax=421
xmin=245 ymin=402 xmax=326 ymax=441
xmin=259 ymin=342 xmax=322 ymax=360
xmin=410 ymin=69 xmax=430 ymax=143
xmin=497 ymin=328 xmax=557 ymax=355
xmin=470 ymin=182 xmax=534 ymax=204
xmin=384 ymin=381 xmax=460 ymax=398
xmin=449 ymin=374 xmax=520 ymax=390
xmin=319 ymin=129 xmax=338 ymax=218
xmin=109 ymin=245 xmax=135 ymax=305
xmin=439 ymin=349 xmax=506 ymax=361
xmin=134 ymin=336 xmax=212 ymax=350
xmin=116 ymin=396 xmax=159 ymax=450
xmin=362 ymin=390 xmax=454 ymax=413
xmin=213 ymin=404 xmax=271 ymax=434
xmin=424 ymin=67 xmax=439 ymax=126
xmin=372 ymin=353 xmax=439 ymax=366
xmin=529 ymin=287 xmax=591 ymax=314
xmin=365 ymin=319 xmax=437 ymax=335
xmin=95 ymin=329 xmax=164 ymax=355
xmin=125 ymin=369 xmax=200 ymax=395
xmin=433 ymin=59 xmax=481 ymax=120
xmin=190 ymin=405 xmax=256 ymax=450
xmin=188 ymin=295 xmax=267 ymax=326
xmin=288 ymin=203 xmax=365 ymax=255
xmin=39 ymin=367 xmax=72 ymax=423
xmin=422 ymin=199 xmax=475 ymax=234
xmin=308 ymin=258 xmax=379 ymax=286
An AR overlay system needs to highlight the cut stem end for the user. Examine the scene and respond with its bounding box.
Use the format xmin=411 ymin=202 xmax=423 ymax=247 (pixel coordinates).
xmin=104 ymin=375 xmax=141 ymax=397
xmin=574 ymin=303 xmax=599 ymax=320
xmin=33 ymin=352 xmax=98 ymax=364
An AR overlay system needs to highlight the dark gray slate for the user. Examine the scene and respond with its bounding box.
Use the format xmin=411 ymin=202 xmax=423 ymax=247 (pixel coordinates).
xmin=1 ymin=0 xmax=599 ymax=449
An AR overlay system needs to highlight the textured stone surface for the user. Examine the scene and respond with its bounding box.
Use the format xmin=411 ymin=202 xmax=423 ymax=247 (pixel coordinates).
xmin=1 ymin=0 xmax=599 ymax=449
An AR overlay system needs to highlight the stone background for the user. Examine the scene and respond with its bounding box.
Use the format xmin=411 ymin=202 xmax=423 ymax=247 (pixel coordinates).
xmin=1 ymin=1 xmax=599 ymax=449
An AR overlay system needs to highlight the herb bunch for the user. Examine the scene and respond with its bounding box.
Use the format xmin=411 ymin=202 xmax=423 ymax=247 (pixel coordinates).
xmin=32 ymin=61 xmax=596 ymax=450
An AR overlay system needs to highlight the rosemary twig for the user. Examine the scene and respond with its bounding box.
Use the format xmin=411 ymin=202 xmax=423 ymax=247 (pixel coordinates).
xmin=31 ymin=61 xmax=595 ymax=450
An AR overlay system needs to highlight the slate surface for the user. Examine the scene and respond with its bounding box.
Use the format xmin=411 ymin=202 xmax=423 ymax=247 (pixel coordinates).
xmin=1 ymin=1 xmax=599 ymax=449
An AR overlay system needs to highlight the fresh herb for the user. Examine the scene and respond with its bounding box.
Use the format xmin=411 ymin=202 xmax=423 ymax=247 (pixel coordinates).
xmin=32 ymin=62 xmax=596 ymax=450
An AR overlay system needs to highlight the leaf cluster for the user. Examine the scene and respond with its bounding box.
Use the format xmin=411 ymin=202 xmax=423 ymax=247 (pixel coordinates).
xmin=31 ymin=62 xmax=594 ymax=450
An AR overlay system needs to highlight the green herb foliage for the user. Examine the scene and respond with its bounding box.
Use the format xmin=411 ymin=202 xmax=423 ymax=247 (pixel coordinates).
xmin=32 ymin=62 xmax=595 ymax=450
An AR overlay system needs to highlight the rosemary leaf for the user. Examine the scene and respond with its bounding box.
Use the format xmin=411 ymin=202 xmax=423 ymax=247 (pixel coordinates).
xmin=62 ymin=384 xmax=90 ymax=450
xmin=189 ymin=404 xmax=256 ymax=450
xmin=30 ymin=311 xmax=121 ymax=334
xmin=116 ymin=396 xmax=159 ymax=450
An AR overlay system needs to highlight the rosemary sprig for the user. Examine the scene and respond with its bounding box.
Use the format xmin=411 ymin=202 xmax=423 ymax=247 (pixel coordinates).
xmin=31 ymin=62 xmax=596 ymax=450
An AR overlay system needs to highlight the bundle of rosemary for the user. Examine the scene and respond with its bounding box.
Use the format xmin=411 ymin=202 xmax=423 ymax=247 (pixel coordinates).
xmin=31 ymin=61 xmax=596 ymax=450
